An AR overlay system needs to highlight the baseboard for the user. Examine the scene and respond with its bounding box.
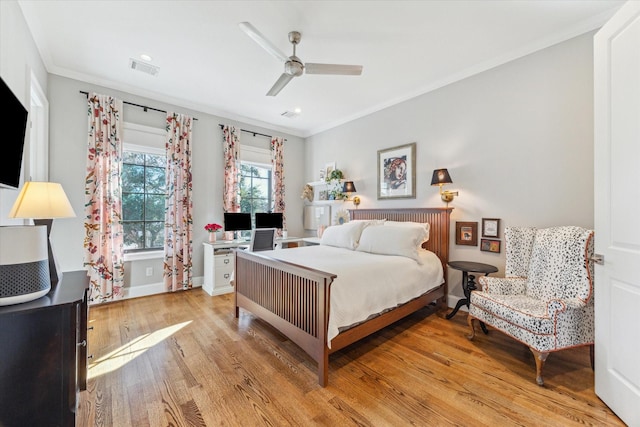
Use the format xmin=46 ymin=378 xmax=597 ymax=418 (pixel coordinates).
xmin=124 ymin=275 xmax=203 ymax=300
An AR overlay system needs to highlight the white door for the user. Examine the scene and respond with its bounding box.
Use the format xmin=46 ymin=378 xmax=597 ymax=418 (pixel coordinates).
xmin=594 ymin=2 xmax=640 ymax=426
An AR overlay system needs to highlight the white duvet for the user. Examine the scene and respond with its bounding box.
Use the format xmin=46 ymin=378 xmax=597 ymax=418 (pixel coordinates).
xmin=258 ymin=245 xmax=444 ymax=347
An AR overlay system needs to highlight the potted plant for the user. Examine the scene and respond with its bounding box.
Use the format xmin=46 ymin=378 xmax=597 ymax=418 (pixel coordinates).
xmin=204 ymin=223 xmax=222 ymax=242
xmin=326 ymin=169 xmax=344 ymax=200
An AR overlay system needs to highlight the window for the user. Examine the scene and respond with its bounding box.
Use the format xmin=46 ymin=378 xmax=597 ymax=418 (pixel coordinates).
xmin=122 ymin=147 xmax=166 ymax=252
xmin=239 ymin=161 xmax=272 ymax=227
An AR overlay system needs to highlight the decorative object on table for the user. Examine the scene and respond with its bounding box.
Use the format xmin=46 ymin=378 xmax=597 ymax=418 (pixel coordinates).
xmin=482 ymin=218 xmax=500 ymax=238
xmin=204 ymin=223 xmax=222 ymax=242
xmin=9 ymin=181 xmax=77 ymax=286
xmin=333 ymin=209 xmax=350 ymax=225
xmin=455 ymin=221 xmax=478 ymax=246
xmin=342 ymin=181 xmax=361 ymax=207
xmin=0 ymin=226 xmax=50 ymax=306
xmin=301 ymin=184 xmax=314 ymax=202
xmin=480 ymin=239 xmax=501 ymax=253
xmin=430 ymin=168 xmax=458 ymax=206
xmin=377 ymin=143 xmax=416 ymax=200
xmin=317 ymin=224 xmax=327 ymax=238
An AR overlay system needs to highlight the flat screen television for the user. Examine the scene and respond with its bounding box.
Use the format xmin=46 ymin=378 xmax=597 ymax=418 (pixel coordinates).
xmin=0 ymin=76 xmax=29 ymax=189
xmin=255 ymin=212 xmax=283 ymax=229
xmin=223 ymin=212 xmax=252 ymax=231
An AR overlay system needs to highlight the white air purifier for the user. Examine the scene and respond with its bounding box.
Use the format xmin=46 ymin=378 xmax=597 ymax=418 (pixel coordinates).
xmin=0 ymin=225 xmax=51 ymax=306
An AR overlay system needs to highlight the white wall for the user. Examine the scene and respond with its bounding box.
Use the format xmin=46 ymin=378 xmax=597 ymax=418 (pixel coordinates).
xmin=0 ymin=1 xmax=48 ymax=224
xmin=305 ymin=32 xmax=595 ymax=304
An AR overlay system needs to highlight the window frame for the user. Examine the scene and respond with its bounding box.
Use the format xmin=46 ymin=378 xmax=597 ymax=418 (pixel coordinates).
xmin=122 ymin=122 xmax=166 ymax=262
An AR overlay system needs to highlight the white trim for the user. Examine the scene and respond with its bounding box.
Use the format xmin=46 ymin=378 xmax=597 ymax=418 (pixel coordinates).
xmin=123 ymin=143 xmax=164 ymax=156
xmin=124 ymin=250 xmax=163 ymax=262
xmin=123 ymin=122 xmax=165 ymax=136
xmin=124 ymin=275 xmax=203 ymax=300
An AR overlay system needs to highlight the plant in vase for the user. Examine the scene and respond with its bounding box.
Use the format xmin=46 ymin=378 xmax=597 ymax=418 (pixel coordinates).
xmin=204 ymin=223 xmax=222 ymax=242
xmin=326 ymin=169 xmax=345 ymax=200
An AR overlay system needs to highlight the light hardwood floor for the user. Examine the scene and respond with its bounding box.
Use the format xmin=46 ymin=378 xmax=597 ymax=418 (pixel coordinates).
xmin=78 ymin=289 xmax=623 ymax=426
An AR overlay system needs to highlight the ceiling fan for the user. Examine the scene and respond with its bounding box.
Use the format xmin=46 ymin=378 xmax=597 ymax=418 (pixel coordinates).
xmin=239 ymin=22 xmax=363 ymax=96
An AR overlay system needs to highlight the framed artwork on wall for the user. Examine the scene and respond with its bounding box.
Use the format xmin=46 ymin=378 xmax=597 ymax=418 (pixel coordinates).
xmin=481 ymin=238 xmax=501 ymax=253
xmin=482 ymin=218 xmax=500 ymax=238
xmin=377 ymin=142 xmax=416 ymax=200
xmin=456 ymin=221 xmax=478 ymax=246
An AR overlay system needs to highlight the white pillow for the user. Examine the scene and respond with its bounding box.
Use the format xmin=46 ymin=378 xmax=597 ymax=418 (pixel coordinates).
xmin=320 ymin=221 xmax=368 ymax=250
xmin=384 ymin=221 xmax=430 ymax=243
xmin=351 ymin=219 xmax=386 ymax=226
xmin=356 ymin=223 xmax=428 ymax=263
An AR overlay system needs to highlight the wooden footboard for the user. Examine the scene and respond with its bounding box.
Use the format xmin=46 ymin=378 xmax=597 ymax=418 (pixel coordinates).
xmin=234 ymin=250 xmax=337 ymax=385
xmin=234 ymin=208 xmax=452 ymax=386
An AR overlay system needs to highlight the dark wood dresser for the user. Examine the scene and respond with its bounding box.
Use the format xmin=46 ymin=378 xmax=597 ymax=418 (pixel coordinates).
xmin=0 ymin=270 xmax=90 ymax=427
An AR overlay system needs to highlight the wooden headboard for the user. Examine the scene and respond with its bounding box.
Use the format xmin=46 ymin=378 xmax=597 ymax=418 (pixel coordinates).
xmin=349 ymin=208 xmax=453 ymax=293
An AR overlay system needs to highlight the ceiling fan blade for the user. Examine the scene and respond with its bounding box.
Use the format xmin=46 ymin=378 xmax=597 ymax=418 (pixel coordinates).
xmin=267 ymin=73 xmax=294 ymax=96
xmin=305 ymin=63 xmax=363 ymax=75
xmin=238 ymin=22 xmax=289 ymax=63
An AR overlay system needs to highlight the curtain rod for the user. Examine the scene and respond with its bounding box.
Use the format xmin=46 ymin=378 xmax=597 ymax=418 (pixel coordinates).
xmin=218 ymin=124 xmax=286 ymax=141
xmin=79 ymin=91 xmax=198 ymax=120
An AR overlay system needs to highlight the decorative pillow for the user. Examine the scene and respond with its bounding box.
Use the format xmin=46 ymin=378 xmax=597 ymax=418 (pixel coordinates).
xmin=384 ymin=221 xmax=430 ymax=243
xmin=356 ymin=223 xmax=429 ymax=263
xmin=320 ymin=221 xmax=368 ymax=250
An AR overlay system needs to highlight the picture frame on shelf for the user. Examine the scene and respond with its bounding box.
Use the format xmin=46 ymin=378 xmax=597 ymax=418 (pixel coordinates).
xmin=377 ymin=142 xmax=416 ymax=200
xmin=481 ymin=238 xmax=501 ymax=253
xmin=456 ymin=221 xmax=478 ymax=246
xmin=482 ymin=218 xmax=500 ymax=238
xmin=324 ymin=162 xmax=336 ymax=180
xmin=318 ymin=190 xmax=328 ymax=201
xmin=319 ymin=168 xmax=325 ymax=181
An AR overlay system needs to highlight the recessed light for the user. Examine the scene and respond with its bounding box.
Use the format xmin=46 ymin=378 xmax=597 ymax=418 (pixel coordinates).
xmin=140 ymin=54 xmax=153 ymax=62
xmin=294 ymin=107 xmax=302 ymax=114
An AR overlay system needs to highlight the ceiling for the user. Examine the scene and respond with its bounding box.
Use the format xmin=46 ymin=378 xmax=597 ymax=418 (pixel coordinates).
xmin=18 ymin=0 xmax=624 ymax=137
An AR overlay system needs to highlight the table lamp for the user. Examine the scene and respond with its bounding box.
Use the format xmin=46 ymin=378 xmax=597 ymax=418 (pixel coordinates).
xmin=9 ymin=181 xmax=76 ymax=285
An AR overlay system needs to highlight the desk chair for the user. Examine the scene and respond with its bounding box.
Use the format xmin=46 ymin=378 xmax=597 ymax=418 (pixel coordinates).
xmin=250 ymin=228 xmax=276 ymax=252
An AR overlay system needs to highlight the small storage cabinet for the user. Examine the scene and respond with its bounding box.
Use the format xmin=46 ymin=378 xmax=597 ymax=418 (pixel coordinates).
xmin=203 ymin=242 xmax=244 ymax=296
xmin=0 ymin=270 xmax=90 ymax=427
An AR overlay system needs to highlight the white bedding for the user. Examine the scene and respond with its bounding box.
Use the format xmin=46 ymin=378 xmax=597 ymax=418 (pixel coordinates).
xmin=258 ymin=245 xmax=444 ymax=347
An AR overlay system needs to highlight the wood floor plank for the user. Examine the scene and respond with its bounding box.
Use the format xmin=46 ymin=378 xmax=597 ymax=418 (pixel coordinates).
xmin=77 ymin=289 xmax=624 ymax=426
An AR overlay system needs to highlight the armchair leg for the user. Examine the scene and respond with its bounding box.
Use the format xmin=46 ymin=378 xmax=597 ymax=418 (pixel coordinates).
xmin=530 ymin=348 xmax=549 ymax=386
xmin=467 ymin=314 xmax=476 ymax=340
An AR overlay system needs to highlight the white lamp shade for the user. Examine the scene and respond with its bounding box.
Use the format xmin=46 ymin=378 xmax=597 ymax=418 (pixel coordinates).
xmin=9 ymin=181 xmax=76 ymax=219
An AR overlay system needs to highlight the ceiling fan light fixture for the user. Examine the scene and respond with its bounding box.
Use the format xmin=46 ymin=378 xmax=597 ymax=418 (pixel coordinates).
xmin=240 ymin=22 xmax=363 ymax=96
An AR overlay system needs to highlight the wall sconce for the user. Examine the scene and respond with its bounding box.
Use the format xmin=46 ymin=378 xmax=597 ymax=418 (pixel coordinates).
xmin=431 ymin=168 xmax=458 ymax=206
xmin=342 ymin=181 xmax=361 ymax=208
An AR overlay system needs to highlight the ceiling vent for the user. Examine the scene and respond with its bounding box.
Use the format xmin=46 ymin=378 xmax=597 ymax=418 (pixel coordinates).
xmin=281 ymin=110 xmax=299 ymax=118
xmin=129 ymin=58 xmax=159 ymax=76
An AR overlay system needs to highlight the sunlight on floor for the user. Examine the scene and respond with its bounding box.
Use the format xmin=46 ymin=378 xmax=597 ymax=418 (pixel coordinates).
xmin=88 ymin=321 xmax=191 ymax=379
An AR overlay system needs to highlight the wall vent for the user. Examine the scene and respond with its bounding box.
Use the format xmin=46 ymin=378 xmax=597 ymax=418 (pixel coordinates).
xmin=129 ymin=58 xmax=160 ymax=76
xmin=281 ymin=111 xmax=298 ymax=118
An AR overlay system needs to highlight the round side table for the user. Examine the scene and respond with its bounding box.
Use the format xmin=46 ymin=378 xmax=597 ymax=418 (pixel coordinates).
xmin=446 ymin=261 xmax=498 ymax=326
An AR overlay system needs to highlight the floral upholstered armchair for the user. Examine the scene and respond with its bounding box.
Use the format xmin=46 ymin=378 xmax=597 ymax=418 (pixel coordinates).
xmin=467 ymin=226 xmax=595 ymax=386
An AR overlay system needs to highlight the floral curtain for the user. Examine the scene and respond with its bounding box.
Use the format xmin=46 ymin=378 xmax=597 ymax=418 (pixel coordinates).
xmin=164 ymin=112 xmax=194 ymax=292
xmin=84 ymin=93 xmax=125 ymax=304
xmin=222 ymin=125 xmax=240 ymax=213
xmin=271 ymin=136 xmax=286 ymax=234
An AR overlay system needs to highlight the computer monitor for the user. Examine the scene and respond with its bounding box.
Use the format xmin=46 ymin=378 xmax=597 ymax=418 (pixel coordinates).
xmin=223 ymin=212 xmax=252 ymax=231
xmin=255 ymin=212 xmax=283 ymax=229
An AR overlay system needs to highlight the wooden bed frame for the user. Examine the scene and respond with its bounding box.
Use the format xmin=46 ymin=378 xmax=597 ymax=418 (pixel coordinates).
xmin=234 ymin=208 xmax=452 ymax=386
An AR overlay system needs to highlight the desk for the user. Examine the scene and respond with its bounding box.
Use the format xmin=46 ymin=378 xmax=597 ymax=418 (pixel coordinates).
xmin=446 ymin=261 xmax=498 ymax=330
